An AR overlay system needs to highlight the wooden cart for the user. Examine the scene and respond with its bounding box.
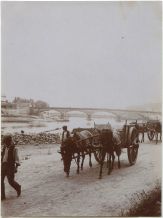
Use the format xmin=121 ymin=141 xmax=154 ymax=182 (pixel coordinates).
xmin=93 ymin=122 xmax=139 ymax=165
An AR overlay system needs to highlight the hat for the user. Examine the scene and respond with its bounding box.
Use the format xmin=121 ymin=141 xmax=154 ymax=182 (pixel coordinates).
xmin=62 ymin=126 xmax=67 ymax=130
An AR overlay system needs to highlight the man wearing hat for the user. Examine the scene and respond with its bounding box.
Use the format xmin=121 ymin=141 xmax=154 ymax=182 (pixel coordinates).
xmin=61 ymin=126 xmax=72 ymax=175
xmin=61 ymin=126 xmax=70 ymax=146
xmin=1 ymin=135 xmax=21 ymax=200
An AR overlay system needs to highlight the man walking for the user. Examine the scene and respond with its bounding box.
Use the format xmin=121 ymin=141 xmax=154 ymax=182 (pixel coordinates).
xmin=60 ymin=126 xmax=72 ymax=176
xmin=1 ymin=135 xmax=21 ymax=200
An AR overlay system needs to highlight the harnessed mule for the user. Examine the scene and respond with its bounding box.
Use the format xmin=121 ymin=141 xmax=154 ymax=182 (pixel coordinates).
xmin=60 ymin=130 xmax=93 ymax=177
xmin=98 ymin=129 xmax=121 ymax=179
xmin=136 ymin=123 xmax=147 ymax=143
xmin=129 ymin=121 xmax=147 ymax=143
xmin=154 ymin=122 xmax=162 ymax=144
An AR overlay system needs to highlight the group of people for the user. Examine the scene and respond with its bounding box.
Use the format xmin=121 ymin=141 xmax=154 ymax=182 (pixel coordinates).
xmin=1 ymin=125 xmax=70 ymax=201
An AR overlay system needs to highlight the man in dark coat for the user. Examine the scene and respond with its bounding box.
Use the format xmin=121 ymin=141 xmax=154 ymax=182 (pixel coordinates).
xmin=61 ymin=126 xmax=70 ymax=145
xmin=1 ymin=135 xmax=21 ymax=200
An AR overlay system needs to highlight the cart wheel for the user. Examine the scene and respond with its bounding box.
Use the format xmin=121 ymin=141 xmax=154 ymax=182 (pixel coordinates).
xmin=147 ymin=130 xmax=155 ymax=141
xmin=127 ymin=144 xmax=139 ymax=165
xmin=94 ymin=147 xmax=103 ymax=163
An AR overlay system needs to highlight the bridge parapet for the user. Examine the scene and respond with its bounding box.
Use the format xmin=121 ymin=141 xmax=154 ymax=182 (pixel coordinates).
xmin=30 ymin=107 xmax=161 ymax=120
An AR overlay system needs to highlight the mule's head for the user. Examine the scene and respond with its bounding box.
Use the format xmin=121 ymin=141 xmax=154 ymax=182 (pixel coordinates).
xmin=61 ymin=136 xmax=76 ymax=177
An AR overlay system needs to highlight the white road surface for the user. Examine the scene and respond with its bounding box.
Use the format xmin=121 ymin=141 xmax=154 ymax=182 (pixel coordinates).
xmin=1 ymin=138 xmax=162 ymax=216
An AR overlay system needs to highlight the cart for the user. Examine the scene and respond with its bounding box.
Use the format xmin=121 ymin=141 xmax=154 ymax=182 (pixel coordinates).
xmin=146 ymin=120 xmax=162 ymax=143
xmin=93 ymin=122 xmax=139 ymax=165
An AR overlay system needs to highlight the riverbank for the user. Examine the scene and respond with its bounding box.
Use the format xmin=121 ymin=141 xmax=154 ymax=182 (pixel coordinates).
xmin=1 ymin=132 xmax=61 ymax=145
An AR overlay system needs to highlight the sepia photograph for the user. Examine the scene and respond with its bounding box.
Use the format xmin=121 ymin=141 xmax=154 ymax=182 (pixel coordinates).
xmin=1 ymin=1 xmax=162 ymax=217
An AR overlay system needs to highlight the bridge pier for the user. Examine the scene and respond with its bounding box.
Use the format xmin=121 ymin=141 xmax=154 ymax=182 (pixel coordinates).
xmin=115 ymin=115 xmax=122 ymax=122
xmin=59 ymin=112 xmax=67 ymax=120
xmin=86 ymin=113 xmax=92 ymax=121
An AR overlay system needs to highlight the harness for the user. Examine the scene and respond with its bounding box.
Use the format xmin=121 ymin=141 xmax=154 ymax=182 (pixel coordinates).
xmin=62 ymin=130 xmax=70 ymax=143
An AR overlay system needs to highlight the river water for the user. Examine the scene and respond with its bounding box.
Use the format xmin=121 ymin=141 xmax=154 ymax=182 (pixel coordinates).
xmin=1 ymin=117 xmax=125 ymax=135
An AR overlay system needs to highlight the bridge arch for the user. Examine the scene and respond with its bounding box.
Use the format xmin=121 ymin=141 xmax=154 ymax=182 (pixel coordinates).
xmin=91 ymin=111 xmax=117 ymax=119
xmin=66 ymin=110 xmax=88 ymax=118
xmin=32 ymin=107 xmax=161 ymax=122
xmin=40 ymin=109 xmax=61 ymax=119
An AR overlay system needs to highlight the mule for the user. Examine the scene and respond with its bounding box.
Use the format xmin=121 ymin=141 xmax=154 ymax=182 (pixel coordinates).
xmin=98 ymin=129 xmax=121 ymax=179
xmin=60 ymin=130 xmax=93 ymax=177
xmin=147 ymin=121 xmax=162 ymax=144
xmin=129 ymin=121 xmax=147 ymax=143
xmin=154 ymin=122 xmax=162 ymax=144
xmin=137 ymin=123 xmax=147 ymax=143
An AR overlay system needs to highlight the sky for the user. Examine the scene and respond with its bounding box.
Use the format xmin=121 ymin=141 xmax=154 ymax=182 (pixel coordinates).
xmin=1 ymin=1 xmax=162 ymax=108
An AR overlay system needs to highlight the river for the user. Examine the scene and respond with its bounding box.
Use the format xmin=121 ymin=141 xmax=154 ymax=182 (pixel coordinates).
xmin=1 ymin=117 xmax=125 ymax=134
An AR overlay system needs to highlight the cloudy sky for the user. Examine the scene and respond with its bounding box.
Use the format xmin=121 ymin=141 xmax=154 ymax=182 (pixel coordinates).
xmin=1 ymin=1 xmax=162 ymax=108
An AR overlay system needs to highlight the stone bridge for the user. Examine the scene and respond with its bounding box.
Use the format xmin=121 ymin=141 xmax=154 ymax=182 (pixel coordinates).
xmin=29 ymin=107 xmax=161 ymax=121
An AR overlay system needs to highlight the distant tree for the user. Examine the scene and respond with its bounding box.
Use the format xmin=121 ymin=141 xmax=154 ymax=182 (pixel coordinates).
xmin=12 ymin=97 xmax=49 ymax=108
xmin=13 ymin=97 xmax=35 ymax=104
xmin=12 ymin=97 xmax=18 ymax=103
xmin=6 ymin=102 xmax=14 ymax=108
xmin=35 ymin=100 xmax=49 ymax=108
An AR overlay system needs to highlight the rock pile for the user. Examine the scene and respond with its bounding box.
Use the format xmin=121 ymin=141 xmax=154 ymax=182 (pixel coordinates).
xmin=1 ymin=133 xmax=61 ymax=145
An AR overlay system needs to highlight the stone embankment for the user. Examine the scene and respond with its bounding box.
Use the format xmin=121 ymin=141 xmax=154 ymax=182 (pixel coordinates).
xmin=1 ymin=128 xmax=95 ymax=146
xmin=1 ymin=133 xmax=61 ymax=145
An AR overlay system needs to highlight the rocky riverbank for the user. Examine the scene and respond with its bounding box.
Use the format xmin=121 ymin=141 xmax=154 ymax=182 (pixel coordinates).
xmin=1 ymin=132 xmax=61 ymax=145
xmin=1 ymin=128 xmax=97 ymax=146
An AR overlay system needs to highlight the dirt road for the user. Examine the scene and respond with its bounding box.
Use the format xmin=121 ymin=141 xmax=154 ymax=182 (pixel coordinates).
xmin=1 ymin=139 xmax=161 ymax=216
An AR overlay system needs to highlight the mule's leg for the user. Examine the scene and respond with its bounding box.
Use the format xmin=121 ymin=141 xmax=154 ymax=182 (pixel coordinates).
xmin=140 ymin=133 xmax=143 ymax=143
xmin=117 ymin=154 xmax=120 ymax=169
xmin=64 ymin=160 xmax=70 ymax=177
xmin=137 ymin=134 xmax=140 ymax=143
xmin=64 ymin=154 xmax=72 ymax=177
xmin=115 ymin=147 xmax=121 ymax=169
xmin=76 ymin=153 xmax=80 ymax=174
xmin=156 ymin=132 xmax=158 ymax=144
xmin=154 ymin=132 xmax=157 ymax=144
xmin=111 ymin=153 xmax=115 ymax=170
xmin=142 ymin=132 xmax=144 ymax=142
xmin=99 ymin=150 xmax=106 ymax=179
xmin=106 ymin=153 xmax=109 ymax=168
xmin=139 ymin=132 xmax=142 ymax=143
xmin=81 ymin=153 xmax=85 ymax=170
xmin=107 ymin=154 xmax=112 ymax=175
xmin=89 ymin=151 xmax=92 ymax=168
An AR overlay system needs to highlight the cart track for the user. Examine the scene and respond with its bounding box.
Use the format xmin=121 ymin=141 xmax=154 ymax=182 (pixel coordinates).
xmin=1 ymin=139 xmax=161 ymax=216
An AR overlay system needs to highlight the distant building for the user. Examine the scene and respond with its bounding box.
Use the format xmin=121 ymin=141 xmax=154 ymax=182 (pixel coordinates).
xmin=1 ymin=96 xmax=32 ymax=116
xmin=1 ymin=95 xmax=8 ymax=108
xmin=10 ymin=97 xmax=35 ymax=115
xmin=1 ymin=96 xmax=49 ymax=116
